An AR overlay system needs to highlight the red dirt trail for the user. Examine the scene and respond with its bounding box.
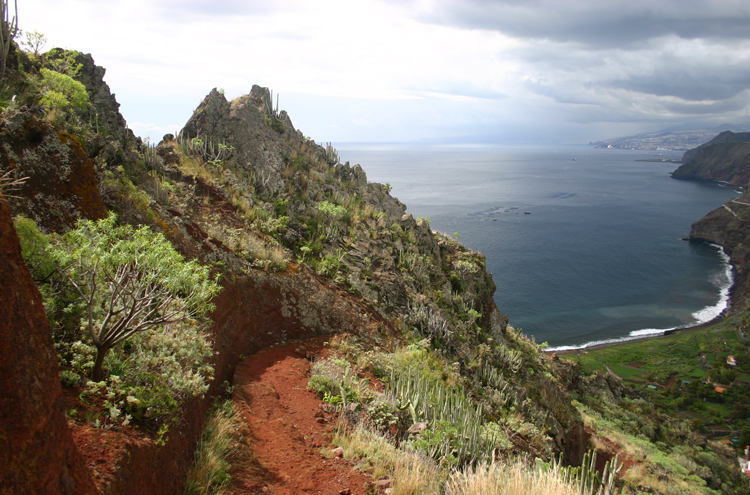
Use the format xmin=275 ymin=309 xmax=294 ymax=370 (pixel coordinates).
xmin=226 ymin=336 xmax=375 ymax=495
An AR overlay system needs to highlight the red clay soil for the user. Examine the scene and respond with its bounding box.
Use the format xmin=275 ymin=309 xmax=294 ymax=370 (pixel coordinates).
xmin=227 ymin=337 xmax=375 ymax=495
xmin=69 ymin=423 xmax=149 ymax=491
xmin=589 ymin=427 xmax=640 ymax=477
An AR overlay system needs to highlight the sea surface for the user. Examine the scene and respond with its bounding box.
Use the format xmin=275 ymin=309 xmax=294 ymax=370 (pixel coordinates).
xmin=337 ymin=143 xmax=740 ymax=350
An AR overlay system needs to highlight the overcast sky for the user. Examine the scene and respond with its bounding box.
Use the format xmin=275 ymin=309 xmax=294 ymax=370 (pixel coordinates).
xmin=23 ymin=0 xmax=750 ymax=144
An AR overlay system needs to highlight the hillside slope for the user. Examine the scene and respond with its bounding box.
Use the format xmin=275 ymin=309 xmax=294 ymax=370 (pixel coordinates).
xmin=672 ymin=131 xmax=750 ymax=186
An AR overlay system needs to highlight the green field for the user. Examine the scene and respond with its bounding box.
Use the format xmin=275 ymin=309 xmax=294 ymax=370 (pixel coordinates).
xmin=569 ymin=318 xmax=747 ymax=384
xmin=560 ymin=313 xmax=750 ymax=426
xmin=609 ymin=364 xmax=648 ymax=380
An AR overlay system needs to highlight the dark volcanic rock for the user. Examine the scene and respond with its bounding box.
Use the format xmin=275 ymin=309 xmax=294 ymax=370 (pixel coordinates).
xmin=0 ymin=112 xmax=106 ymax=232
xmin=0 ymin=198 xmax=98 ymax=495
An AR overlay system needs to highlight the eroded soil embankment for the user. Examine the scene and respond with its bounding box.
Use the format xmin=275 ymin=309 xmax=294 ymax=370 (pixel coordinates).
xmin=227 ymin=337 xmax=374 ymax=494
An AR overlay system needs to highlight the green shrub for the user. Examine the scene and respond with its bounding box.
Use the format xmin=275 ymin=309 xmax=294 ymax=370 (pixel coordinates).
xmin=39 ymin=68 xmax=89 ymax=112
xmin=59 ymin=370 xmax=80 ymax=388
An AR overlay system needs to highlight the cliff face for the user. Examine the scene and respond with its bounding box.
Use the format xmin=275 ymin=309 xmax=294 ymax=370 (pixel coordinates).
xmin=0 ymin=198 xmax=97 ymax=495
xmin=0 ymin=112 xmax=106 ymax=232
xmin=673 ymin=134 xmax=750 ymax=310
xmin=680 ymin=130 xmax=750 ymax=165
xmin=690 ymin=193 xmax=750 ymax=311
xmin=672 ymin=132 xmax=750 ymax=187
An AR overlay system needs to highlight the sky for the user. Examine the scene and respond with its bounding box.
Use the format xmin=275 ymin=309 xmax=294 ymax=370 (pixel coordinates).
xmin=22 ymin=0 xmax=750 ymax=144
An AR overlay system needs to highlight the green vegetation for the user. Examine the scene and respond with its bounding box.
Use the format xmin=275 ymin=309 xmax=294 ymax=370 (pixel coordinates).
xmin=563 ymin=314 xmax=750 ymax=434
xmin=559 ymin=314 xmax=750 ymax=493
xmin=13 ymin=213 xmax=220 ymax=438
xmin=48 ymin=212 xmax=222 ymax=381
xmin=20 ymin=29 xmax=46 ymax=57
xmin=39 ymin=68 xmax=89 ymax=121
xmin=312 ymin=338 xmax=620 ymax=494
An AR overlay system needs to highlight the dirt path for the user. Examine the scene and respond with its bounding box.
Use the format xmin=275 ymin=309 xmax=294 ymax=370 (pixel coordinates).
xmin=226 ymin=337 xmax=374 ymax=495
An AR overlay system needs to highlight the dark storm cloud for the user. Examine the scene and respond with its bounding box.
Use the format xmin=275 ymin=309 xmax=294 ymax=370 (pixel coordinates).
xmin=408 ymin=0 xmax=750 ymax=125
xmin=514 ymin=37 xmax=750 ymax=104
xmin=418 ymin=0 xmax=750 ymax=48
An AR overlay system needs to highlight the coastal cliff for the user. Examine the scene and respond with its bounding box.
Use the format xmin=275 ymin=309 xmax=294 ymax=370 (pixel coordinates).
xmin=1 ymin=47 xmax=592 ymax=493
xmin=689 ymin=193 xmax=750 ymax=311
xmin=674 ymin=133 xmax=750 ymax=311
xmin=672 ymin=131 xmax=750 ymax=186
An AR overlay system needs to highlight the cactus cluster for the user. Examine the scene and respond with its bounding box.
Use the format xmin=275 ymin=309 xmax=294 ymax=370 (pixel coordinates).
xmin=177 ymin=132 xmax=233 ymax=165
xmin=536 ymin=450 xmax=621 ymax=495
xmin=388 ymin=367 xmax=499 ymax=466
xmin=0 ymin=0 xmax=17 ymax=79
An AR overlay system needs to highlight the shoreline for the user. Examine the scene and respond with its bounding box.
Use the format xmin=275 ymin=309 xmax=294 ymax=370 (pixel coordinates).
xmin=546 ymin=311 xmax=729 ymax=356
xmin=545 ymin=240 xmax=735 ymax=356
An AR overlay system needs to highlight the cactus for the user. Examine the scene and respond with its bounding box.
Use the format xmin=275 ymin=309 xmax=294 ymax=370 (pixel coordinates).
xmin=539 ymin=450 xmax=621 ymax=495
xmin=0 ymin=0 xmax=18 ymax=79
xmin=324 ymin=142 xmax=339 ymax=165
xmin=387 ymin=367 xmax=498 ymax=467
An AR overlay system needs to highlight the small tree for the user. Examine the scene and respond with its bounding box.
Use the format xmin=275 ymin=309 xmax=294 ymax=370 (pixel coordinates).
xmin=50 ymin=213 xmax=222 ymax=381
xmin=20 ymin=29 xmax=45 ymax=57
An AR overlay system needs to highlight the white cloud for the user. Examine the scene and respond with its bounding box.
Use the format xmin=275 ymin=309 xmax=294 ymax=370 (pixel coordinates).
xmin=21 ymin=0 xmax=750 ymax=144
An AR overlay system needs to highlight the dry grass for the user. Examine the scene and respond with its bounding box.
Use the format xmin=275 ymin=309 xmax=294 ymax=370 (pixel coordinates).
xmin=334 ymin=423 xmax=587 ymax=495
xmin=184 ymin=400 xmax=238 ymax=495
xmin=0 ymin=169 xmax=28 ymax=201
xmin=445 ymin=462 xmax=581 ymax=495
xmin=333 ymin=425 xmax=443 ymax=495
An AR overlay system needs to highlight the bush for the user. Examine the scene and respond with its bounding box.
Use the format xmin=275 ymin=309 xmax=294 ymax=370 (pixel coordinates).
xmin=59 ymin=370 xmax=80 ymax=388
xmin=82 ymin=322 xmax=214 ymax=426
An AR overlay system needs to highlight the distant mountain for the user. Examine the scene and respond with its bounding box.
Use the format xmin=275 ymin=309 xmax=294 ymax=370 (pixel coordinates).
xmin=590 ymin=123 xmax=750 ymax=151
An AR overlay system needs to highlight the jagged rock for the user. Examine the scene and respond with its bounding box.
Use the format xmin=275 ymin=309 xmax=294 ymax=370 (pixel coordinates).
xmin=70 ymin=51 xmax=139 ymax=167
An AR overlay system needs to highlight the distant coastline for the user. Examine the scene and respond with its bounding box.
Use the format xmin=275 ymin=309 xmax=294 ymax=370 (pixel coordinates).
xmin=635 ymin=158 xmax=682 ymax=163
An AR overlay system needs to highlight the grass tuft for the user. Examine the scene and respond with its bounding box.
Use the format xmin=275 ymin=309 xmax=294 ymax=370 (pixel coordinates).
xmin=184 ymin=400 xmax=238 ymax=495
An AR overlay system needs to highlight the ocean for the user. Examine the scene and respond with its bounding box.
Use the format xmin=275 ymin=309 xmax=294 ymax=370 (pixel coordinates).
xmin=337 ymin=143 xmax=740 ymax=350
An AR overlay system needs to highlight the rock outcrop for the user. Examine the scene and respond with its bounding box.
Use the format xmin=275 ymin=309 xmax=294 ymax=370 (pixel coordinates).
xmin=0 ymin=198 xmax=98 ymax=495
xmin=0 ymin=111 xmax=106 ymax=232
